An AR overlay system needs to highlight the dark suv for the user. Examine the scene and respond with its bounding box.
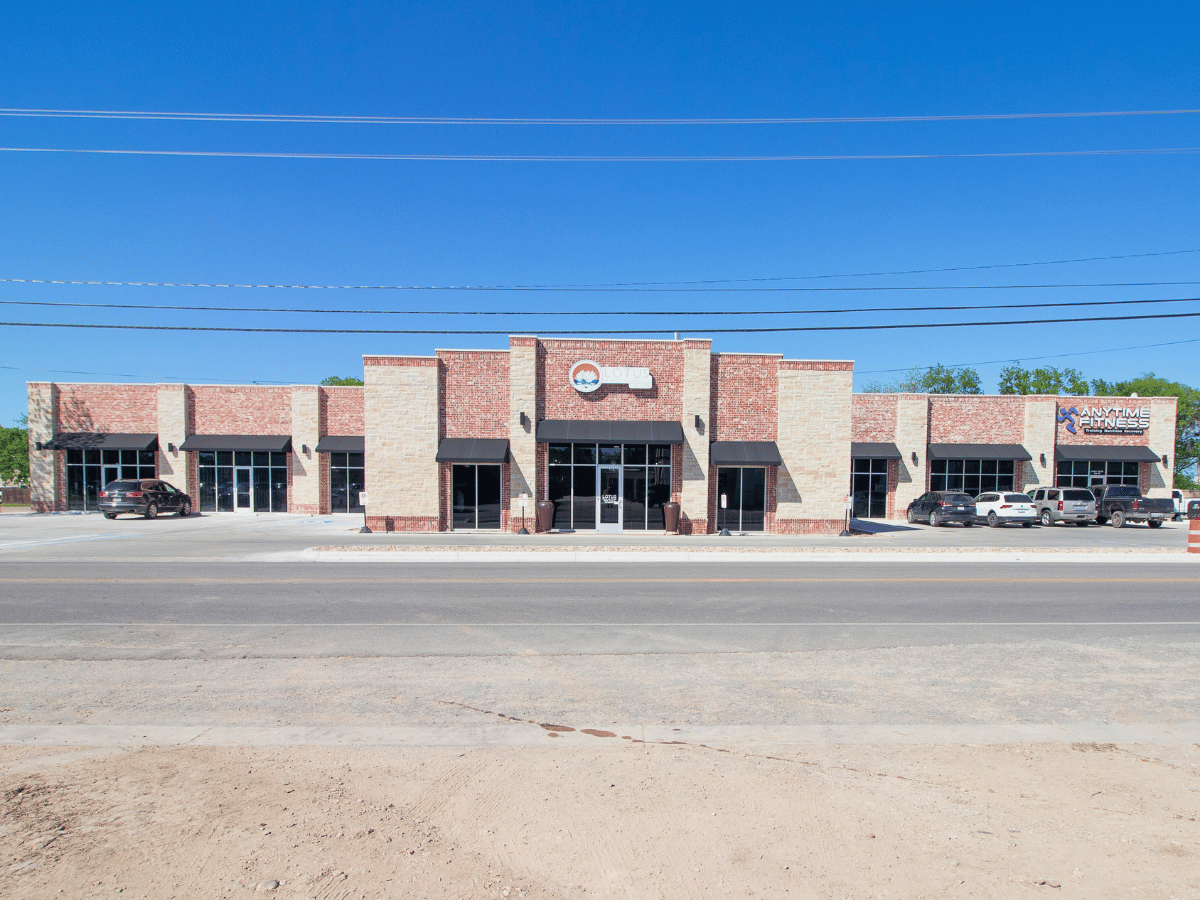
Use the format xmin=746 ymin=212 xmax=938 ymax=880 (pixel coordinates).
xmin=906 ymin=491 xmax=977 ymax=527
xmin=99 ymin=479 xmax=192 ymax=519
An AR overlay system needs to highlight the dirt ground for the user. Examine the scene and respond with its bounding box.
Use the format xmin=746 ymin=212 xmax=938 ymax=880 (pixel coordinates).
xmin=2 ymin=740 xmax=1198 ymax=900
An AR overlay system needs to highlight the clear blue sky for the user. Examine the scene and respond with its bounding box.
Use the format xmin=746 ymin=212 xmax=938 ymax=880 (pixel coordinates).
xmin=3 ymin=2 xmax=1199 ymax=426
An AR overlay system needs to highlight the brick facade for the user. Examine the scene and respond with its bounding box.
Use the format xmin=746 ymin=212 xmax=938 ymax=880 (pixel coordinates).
xmin=27 ymin=345 xmax=1178 ymax=528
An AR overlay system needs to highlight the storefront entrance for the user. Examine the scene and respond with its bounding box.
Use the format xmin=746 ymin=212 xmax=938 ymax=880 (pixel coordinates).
xmin=851 ymin=457 xmax=889 ymax=519
xmin=547 ymin=442 xmax=672 ymax=531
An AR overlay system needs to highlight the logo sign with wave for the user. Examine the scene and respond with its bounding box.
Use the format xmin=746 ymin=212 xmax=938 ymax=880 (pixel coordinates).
xmin=569 ymin=359 xmax=653 ymax=393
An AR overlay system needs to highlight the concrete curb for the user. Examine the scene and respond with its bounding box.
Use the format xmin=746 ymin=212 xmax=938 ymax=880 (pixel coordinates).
xmin=301 ymin=548 xmax=1198 ymax=564
xmin=3 ymin=722 xmax=1199 ymax=747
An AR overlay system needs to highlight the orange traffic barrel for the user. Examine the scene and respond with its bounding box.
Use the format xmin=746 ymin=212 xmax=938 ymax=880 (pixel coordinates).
xmin=1190 ymin=517 xmax=1200 ymax=553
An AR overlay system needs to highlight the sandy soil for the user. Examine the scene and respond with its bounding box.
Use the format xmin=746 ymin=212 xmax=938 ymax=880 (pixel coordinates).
xmin=3 ymin=741 xmax=1198 ymax=899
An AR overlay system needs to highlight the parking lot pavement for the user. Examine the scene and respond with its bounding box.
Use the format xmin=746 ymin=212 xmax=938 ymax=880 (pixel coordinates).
xmin=0 ymin=509 xmax=1192 ymax=561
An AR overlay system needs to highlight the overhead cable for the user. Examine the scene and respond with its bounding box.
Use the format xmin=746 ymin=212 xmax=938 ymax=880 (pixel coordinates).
xmin=2 ymin=107 xmax=1199 ymax=125
xmin=5 ymin=308 xmax=1200 ymax=335
xmin=2 ymin=146 xmax=1199 ymax=162
xmin=1 ymin=295 xmax=1198 ymax=318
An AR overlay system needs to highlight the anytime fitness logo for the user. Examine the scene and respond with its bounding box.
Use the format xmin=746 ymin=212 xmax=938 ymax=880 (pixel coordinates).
xmin=1059 ymin=402 xmax=1150 ymax=435
xmin=1057 ymin=406 xmax=1079 ymax=434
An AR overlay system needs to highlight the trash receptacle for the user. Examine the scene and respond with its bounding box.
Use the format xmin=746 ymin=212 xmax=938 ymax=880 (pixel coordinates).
xmin=536 ymin=500 xmax=556 ymax=532
xmin=663 ymin=501 xmax=680 ymax=533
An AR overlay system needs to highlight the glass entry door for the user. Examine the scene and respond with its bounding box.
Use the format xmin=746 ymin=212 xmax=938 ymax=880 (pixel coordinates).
xmin=235 ymin=468 xmax=252 ymax=512
xmin=598 ymin=466 xmax=622 ymax=532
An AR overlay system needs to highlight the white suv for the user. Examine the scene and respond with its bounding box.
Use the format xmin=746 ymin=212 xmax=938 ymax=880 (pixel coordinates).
xmin=974 ymin=492 xmax=1037 ymax=527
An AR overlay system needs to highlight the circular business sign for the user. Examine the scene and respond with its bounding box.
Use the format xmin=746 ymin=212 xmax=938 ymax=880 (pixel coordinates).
xmin=569 ymin=359 xmax=602 ymax=393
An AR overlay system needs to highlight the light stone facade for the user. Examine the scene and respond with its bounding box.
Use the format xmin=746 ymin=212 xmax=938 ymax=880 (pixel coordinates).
xmin=508 ymin=339 xmax=537 ymax=516
xmin=1148 ymin=401 xmax=1176 ymax=495
xmin=290 ymin=386 xmax=321 ymax=515
xmin=1021 ymin=397 xmax=1058 ymax=490
xmin=156 ymin=385 xmax=188 ymax=492
xmin=364 ymin=360 xmax=439 ymax=522
xmin=892 ymin=395 xmax=929 ymax=516
xmin=27 ymin=383 xmax=55 ymax=511
xmin=680 ymin=342 xmax=712 ymax=526
xmin=776 ymin=365 xmax=854 ymax=523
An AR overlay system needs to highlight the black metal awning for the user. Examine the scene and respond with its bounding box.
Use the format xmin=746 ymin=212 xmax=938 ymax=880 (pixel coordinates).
xmin=178 ymin=434 xmax=293 ymax=452
xmin=536 ymin=420 xmax=684 ymax=445
xmin=314 ymin=436 xmax=365 ymax=453
xmin=43 ymin=433 xmax=158 ymax=451
xmin=709 ymin=441 xmax=783 ymax=466
xmin=435 ymin=438 xmax=510 ymax=463
xmin=927 ymin=443 xmax=1033 ymax=461
xmin=1054 ymin=445 xmax=1161 ymax=463
xmin=851 ymin=441 xmax=902 ymax=459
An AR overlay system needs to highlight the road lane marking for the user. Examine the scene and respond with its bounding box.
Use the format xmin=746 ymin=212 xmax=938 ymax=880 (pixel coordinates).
xmin=2 ymin=576 xmax=1199 ymax=584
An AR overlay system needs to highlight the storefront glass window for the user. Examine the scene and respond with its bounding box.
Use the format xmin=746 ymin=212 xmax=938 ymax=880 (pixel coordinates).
xmin=451 ymin=464 xmax=502 ymax=529
xmin=329 ymin=452 xmax=365 ymax=513
xmin=929 ymin=459 xmax=1015 ymax=496
xmin=851 ymin=457 xmax=889 ymax=519
xmin=716 ymin=467 xmax=766 ymax=532
xmin=1055 ymin=460 xmax=1139 ymax=488
xmin=197 ymin=449 xmax=288 ymax=512
xmin=66 ymin=447 xmax=154 ymax=511
xmin=548 ymin=443 xmax=672 ymax=531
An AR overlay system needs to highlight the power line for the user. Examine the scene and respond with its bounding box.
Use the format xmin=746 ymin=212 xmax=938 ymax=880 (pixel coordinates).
xmin=2 ymin=107 xmax=1199 ymax=125
xmin=3 ymin=146 xmax=1200 ymax=162
xmin=1 ymin=295 xmax=1198 ymax=318
xmin=5 ymin=308 xmax=1200 ymax=335
xmin=3 ymin=279 xmax=1199 ymax=295
xmin=2 ymin=248 xmax=1198 ymax=292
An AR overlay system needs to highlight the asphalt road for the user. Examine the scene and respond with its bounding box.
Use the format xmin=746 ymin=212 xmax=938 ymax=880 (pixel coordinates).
xmin=2 ymin=559 xmax=1198 ymax=626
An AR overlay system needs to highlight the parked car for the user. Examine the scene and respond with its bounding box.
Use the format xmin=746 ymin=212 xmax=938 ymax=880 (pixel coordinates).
xmin=1172 ymin=489 xmax=1187 ymax=521
xmin=906 ymin=491 xmax=977 ymax=527
xmin=974 ymin=492 xmax=1037 ymax=527
xmin=98 ymin=479 xmax=192 ymax=519
xmin=1091 ymin=484 xmax=1174 ymax=528
xmin=1029 ymin=487 xmax=1097 ymax=527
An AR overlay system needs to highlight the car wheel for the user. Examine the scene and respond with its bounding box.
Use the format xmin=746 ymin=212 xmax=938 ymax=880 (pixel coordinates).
xmin=145 ymin=502 xmax=158 ymax=520
xmin=929 ymin=510 xmax=940 ymax=527
xmin=907 ymin=507 xmax=916 ymax=524
xmin=103 ymin=513 xmax=117 ymax=520
xmin=1076 ymin=521 xmax=1089 ymax=527
xmin=987 ymin=511 xmax=998 ymax=527
xmin=178 ymin=501 xmax=191 ymax=517
xmin=1041 ymin=509 xmax=1053 ymax=527
xmin=1148 ymin=519 xmax=1162 ymax=528
xmin=1022 ymin=522 xmax=1034 ymax=528
xmin=1110 ymin=509 xmax=1125 ymax=528
xmin=963 ymin=521 xmax=974 ymax=528
xmin=1095 ymin=516 xmax=1107 ymax=526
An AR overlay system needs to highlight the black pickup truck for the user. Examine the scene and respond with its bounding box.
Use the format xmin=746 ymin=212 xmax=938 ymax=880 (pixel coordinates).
xmin=1091 ymin=485 xmax=1175 ymax=528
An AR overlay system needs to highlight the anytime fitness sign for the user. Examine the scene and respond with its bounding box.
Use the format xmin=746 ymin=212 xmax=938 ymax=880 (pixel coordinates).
xmin=569 ymin=359 xmax=653 ymax=393
xmin=1057 ymin=403 xmax=1151 ymax=436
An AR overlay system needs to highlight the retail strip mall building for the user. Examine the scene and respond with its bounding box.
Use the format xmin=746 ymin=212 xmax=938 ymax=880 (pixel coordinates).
xmin=26 ymin=337 xmax=1177 ymax=533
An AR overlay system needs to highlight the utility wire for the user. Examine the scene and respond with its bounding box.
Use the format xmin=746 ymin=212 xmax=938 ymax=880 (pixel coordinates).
xmin=3 ymin=146 xmax=1199 ymax=162
xmin=1 ymin=295 xmax=1199 ymax=318
xmin=3 ymin=247 xmax=1198 ymax=291
xmin=3 ymin=279 xmax=1198 ymax=295
xmin=5 ymin=309 xmax=1200 ymax=335
xmin=3 ymin=107 xmax=1199 ymax=125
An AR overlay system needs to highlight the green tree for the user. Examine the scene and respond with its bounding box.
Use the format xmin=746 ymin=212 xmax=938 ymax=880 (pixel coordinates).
xmin=997 ymin=365 xmax=1090 ymax=395
xmin=0 ymin=415 xmax=30 ymax=487
xmin=320 ymin=375 xmax=364 ymax=386
xmin=1089 ymin=373 xmax=1199 ymax=489
xmin=862 ymin=363 xmax=982 ymax=394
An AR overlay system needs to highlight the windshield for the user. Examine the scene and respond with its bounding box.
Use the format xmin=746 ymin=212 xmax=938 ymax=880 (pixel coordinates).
xmin=1102 ymin=485 xmax=1140 ymax=498
xmin=945 ymin=494 xmax=974 ymax=504
xmin=105 ymin=481 xmax=141 ymax=491
xmin=1062 ymin=489 xmax=1093 ymax=501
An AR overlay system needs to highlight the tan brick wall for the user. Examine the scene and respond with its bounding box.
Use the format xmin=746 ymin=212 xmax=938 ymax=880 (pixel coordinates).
xmin=710 ymin=354 xmax=779 ymax=441
xmin=928 ymin=395 xmax=1027 ymax=443
xmin=55 ymin=384 xmax=158 ymax=433
xmin=1022 ymin=397 xmax=1058 ymax=490
xmin=776 ymin=362 xmax=854 ymax=530
xmin=681 ymin=341 xmax=712 ymax=532
xmin=156 ymin=385 xmax=188 ymax=492
xmin=508 ymin=338 xmax=538 ymax=526
xmin=893 ymin=395 xmax=929 ymax=518
xmin=851 ymin=394 xmax=899 ymax=442
xmin=322 ymin=387 xmax=364 ymax=435
xmin=190 ymin=386 xmax=292 ymax=433
xmin=27 ymin=383 xmax=56 ymax=512
xmin=364 ymin=357 xmax=439 ymax=527
xmin=291 ymin=386 xmax=321 ymax=515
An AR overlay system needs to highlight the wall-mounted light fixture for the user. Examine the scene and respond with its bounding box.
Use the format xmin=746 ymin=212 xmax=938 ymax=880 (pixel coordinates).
xmin=168 ymin=442 xmax=177 ymax=453
xmin=34 ymin=441 xmax=43 ymax=451
xmin=694 ymin=414 xmax=702 ymax=429
xmin=301 ymin=444 xmax=310 ymax=454
xmin=519 ymin=411 xmax=530 ymax=427
xmin=1163 ymin=454 xmax=1169 ymax=467
xmin=911 ymin=451 xmax=919 ymax=466
xmin=1040 ymin=452 xmax=1046 ymax=467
